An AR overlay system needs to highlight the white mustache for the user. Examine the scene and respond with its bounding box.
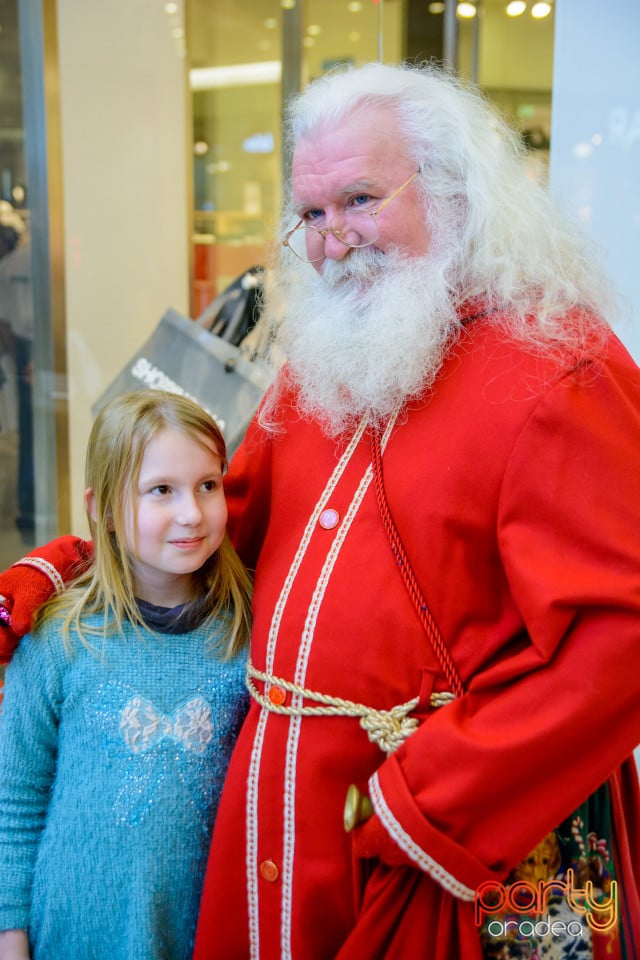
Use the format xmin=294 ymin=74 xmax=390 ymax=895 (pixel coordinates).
xmin=320 ymin=247 xmax=387 ymax=288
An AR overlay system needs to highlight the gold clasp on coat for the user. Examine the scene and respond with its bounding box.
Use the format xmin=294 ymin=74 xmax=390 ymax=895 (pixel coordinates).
xmin=343 ymin=783 xmax=373 ymax=832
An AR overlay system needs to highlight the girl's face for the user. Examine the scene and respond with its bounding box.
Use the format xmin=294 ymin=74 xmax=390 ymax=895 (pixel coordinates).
xmin=123 ymin=426 xmax=227 ymax=607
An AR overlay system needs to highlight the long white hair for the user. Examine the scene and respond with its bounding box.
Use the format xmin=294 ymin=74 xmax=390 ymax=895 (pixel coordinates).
xmin=258 ymin=62 xmax=617 ymax=434
xmin=282 ymin=61 xmax=615 ymax=348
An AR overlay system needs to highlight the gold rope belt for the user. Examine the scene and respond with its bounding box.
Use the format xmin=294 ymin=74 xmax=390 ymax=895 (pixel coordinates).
xmin=246 ymin=660 xmax=456 ymax=755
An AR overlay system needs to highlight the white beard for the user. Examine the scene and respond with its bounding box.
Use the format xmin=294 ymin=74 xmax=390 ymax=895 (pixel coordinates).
xmin=273 ymin=245 xmax=462 ymax=436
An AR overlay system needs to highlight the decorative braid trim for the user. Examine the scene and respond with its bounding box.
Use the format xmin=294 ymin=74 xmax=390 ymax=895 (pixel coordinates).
xmin=369 ymin=772 xmax=476 ymax=902
xmin=12 ymin=556 xmax=66 ymax=593
xmin=245 ymin=416 xmax=370 ymax=958
xmin=247 ymin=660 xmax=454 ymax=755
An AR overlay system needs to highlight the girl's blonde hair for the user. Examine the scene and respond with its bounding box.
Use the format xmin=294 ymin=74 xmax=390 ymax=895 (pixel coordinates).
xmin=36 ymin=390 xmax=252 ymax=658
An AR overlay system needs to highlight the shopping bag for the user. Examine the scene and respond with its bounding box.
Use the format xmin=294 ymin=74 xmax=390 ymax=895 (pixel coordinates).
xmin=199 ymin=265 xmax=264 ymax=345
xmin=92 ymin=271 xmax=272 ymax=456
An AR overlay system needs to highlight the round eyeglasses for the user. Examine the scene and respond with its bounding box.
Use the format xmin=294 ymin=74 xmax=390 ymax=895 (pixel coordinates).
xmin=283 ymin=169 xmax=419 ymax=263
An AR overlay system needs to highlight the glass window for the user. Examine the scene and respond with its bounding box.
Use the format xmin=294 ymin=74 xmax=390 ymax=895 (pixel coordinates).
xmin=302 ymin=0 xmax=404 ymax=79
xmin=407 ymin=0 xmax=554 ymax=178
xmin=189 ymin=0 xmax=284 ymax=313
xmin=476 ymin=0 xmax=555 ymax=177
xmin=0 ymin=0 xmax=36 ymax=566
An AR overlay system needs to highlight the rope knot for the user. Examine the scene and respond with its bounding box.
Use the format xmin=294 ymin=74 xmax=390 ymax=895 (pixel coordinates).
xmin=358 ymin=699 xmax=419 ymax=754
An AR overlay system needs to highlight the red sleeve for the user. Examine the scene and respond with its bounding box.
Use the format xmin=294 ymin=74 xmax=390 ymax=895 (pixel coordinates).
xmin=225 ymin=390 xmax=276 ymax=571
xmin=0 ymin=535 xmax=94 ymax=660
xmin=372 ymin=340 xmax=640 ymax=897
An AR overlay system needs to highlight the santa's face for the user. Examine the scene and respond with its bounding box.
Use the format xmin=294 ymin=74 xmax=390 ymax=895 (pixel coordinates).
xmin=290 ymin=105 xmax=431 ymax=274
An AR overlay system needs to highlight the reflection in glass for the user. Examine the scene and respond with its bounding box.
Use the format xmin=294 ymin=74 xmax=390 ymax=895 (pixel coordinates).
xmin=0 ymin=0 xmax=36 ymax=568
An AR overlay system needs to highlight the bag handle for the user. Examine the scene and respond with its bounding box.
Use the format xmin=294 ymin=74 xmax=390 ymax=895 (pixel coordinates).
xmin=370 ymin=428 xmax=465 ymax=698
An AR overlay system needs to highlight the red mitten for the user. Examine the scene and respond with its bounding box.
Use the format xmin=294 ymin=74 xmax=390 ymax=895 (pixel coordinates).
xmin=351 ymin=812 xmax=415 ymax=869
xmin=0 ymin=535 xmax=94 ymax=662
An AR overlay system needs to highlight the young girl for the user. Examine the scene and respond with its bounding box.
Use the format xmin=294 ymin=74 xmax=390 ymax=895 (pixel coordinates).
xmin=0 ymin=390 xmax=252 ymax=960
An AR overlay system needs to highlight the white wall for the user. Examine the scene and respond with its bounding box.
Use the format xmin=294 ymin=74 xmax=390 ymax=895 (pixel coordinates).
xmin=550 ymin=0 xmax=640 ymax=361
xmin=57 ymin=0 xmax=190 ymax=533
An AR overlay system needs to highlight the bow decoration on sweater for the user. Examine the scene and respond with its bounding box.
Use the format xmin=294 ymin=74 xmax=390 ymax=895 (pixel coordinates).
xmin=119 ymin=695 xmax=214 ymax=755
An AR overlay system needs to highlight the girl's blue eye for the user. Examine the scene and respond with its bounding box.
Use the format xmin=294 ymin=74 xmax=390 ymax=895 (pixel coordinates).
xmin=303 ymin=209 xmax=324 ymax=223
xmin=351 ymin=194 xmax=372 ymax=207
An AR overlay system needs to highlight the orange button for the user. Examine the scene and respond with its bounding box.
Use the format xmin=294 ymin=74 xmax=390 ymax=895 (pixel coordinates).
xmin=259 ymin=859 xmax=279 ymax=883
xmin=268 ymin=685 xmax=287 ymax=706
xmin=319 ymin=508 xmax=340 ymax=530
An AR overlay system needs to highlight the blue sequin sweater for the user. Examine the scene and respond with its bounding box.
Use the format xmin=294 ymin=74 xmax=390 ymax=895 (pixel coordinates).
xmin=0 ymin=610 xmax=249 ymax=960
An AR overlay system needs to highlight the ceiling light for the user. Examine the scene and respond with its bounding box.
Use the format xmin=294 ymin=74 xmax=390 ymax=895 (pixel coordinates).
xmin=428 ymin=2 xmax=445 ymax=12
xmin=531 ymin=1 xmax=552 ymax=17
xmin=280 ymin=0 xmax=296 ymax=9
xmin=164 ymin=2 xmax=178 ymax=13
xmin=347 ymin=2 xmax=363 ymax=12
xmin=264 ymin=18 xmax=278 ymax=29
xmin=190 ymin=62 xmax=282 ymax=90
xmin=457 ymin=3 xmax=477 ymax=19
xmin=506 ymin=1 xmax=526 ymax=15
xmin=307 ymin=24 xmax=322 ymax=36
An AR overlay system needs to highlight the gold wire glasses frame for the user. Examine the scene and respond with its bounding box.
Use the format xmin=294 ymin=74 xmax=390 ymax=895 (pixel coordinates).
xmin=283 ymin=169 xmax=420 ymax=263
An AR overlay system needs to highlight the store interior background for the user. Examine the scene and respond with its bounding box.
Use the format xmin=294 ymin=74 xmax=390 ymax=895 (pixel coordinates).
xmin=0 ymin=0 xmax=638 ymax=565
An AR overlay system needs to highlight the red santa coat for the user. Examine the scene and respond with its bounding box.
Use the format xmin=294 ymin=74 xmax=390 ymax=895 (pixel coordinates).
xmin=194 ymin=315 xmax=640 ymax=959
